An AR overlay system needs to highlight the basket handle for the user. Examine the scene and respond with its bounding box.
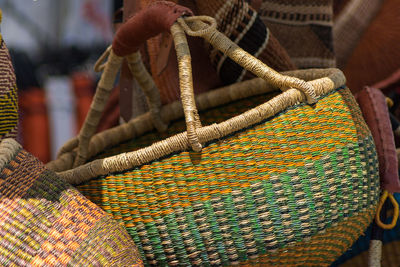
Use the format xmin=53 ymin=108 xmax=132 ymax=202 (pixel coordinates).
xmin=73 ymin=3 xmax=317 ymax=167
xmin=73 ymin=2 xmax=194 ymax=167
xmin=176 ymin=16 xmax=317 ymax=104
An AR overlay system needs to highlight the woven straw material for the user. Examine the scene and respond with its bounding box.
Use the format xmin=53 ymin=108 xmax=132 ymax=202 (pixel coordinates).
xmin=77 ymin=86 xmax=380 ymax=266
xmin=143 ymin=0 xmax=295 ymax=105
xmin=333 ymin=0 xmax=383 ymax=68
xmin=0 ymin=39 xmax=18 ymax=140
xmin=94 ymin=87 xmax=371 ymax=160
xmin=93 ymin=91 xmax=279 ymax=159
xmin=0 ymin=139 xmax=143 ymax=266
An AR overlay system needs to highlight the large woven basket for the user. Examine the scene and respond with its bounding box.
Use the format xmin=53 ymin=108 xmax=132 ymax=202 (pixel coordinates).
xmin=48 ymin=2 xmax=380 ymax=266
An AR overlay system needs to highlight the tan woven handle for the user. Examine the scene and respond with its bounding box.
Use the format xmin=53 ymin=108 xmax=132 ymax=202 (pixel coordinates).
xmin=177 ymin=16 xmax=317 ymax=104
xmin=72 ymin=2 xmax=195 ymax=167
xmin=70 ymin=4 xmax=317 ymax=167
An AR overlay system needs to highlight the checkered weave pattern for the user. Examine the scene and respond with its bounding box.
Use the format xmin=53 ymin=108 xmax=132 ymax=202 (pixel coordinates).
xmin=0 ymin=139 xmax=143 ymax=266
xmin=78 ymin=87 xmax=380 ymax=266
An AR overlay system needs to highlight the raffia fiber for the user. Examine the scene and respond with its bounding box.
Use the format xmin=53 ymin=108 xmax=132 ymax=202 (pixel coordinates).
xmin=333 ymin=0 xmax=384 ymax=68
xmin=51 ymin=67 xmax=378 ymax=265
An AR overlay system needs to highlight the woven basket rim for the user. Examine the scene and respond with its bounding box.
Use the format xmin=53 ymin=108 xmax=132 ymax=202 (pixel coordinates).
xmin=51 ymin=68 xmax=347 ymax=184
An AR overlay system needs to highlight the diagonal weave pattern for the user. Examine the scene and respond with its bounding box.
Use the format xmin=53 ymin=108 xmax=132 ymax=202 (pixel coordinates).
xmin=78 ymin=87 xmax=380 ymax=266
xmin=0 ymin=140 xmax=143 ymax=266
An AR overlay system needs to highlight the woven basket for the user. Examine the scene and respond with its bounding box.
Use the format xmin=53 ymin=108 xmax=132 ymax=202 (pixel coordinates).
xmin=0 ymin=12 xmax=143 ymax=266
xmin=48 ymin=2 xmax=380 ymax=266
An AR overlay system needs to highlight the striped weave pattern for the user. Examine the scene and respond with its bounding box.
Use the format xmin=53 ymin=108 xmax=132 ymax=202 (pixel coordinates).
xmin=0 ymin=40 xmax=18 ymax=139
xmin=78 ymin=87 xmax=380 ymax=266
xmin=197 ymin=0 xmax=296 ymax=85
xmin=259 ymin=0 xmax=336 ymax=68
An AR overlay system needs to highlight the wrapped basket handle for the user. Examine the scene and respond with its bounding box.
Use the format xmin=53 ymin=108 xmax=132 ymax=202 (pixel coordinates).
xmin=71 ymin=2 xmax=317 ymax=168
xmin=72 ymin=2 xmax=195 ymax=167
xmin=177 ymin=17 xmax=318 ymax=104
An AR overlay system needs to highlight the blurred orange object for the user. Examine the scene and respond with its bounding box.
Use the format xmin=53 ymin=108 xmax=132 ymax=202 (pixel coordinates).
xmin=19 ymin=88 xmax=51 ymax=163
xmin=71 ymin=72 xmax=94 ymax=131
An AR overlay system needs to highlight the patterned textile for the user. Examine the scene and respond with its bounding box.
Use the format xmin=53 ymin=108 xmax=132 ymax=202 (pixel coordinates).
xmin=0 ymin=139 xmax=143 ymax=266
xmin=340 ymin=0 xmax=400 ymax=93
xmin=78 ymin=87 xmax=380 ymax=266
xmin=258 ymin=0 xmax=336 ymax=68
xmin=196 ymin=0 xmax=296 ymax=85
xmin=143 ymin=0 xmax=295 ymax=102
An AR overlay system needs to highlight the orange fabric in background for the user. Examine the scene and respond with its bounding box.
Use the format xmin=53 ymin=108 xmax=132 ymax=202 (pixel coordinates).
xmin=19 ymin=88 xmax=51 ymax=163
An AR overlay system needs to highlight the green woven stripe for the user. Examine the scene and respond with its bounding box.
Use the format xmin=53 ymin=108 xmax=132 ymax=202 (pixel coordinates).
xmin=81 ymin=138 xmax=380 ymax=266
xmin=78 ymin=88 xmax=380 ymax=266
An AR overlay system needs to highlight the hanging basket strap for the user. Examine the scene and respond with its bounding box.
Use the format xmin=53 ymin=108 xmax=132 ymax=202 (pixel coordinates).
xmin=375 ymin=190 xmax=399 ymax=230
xmin=73 ymin=49 xmax=123 ymax=167
xmin=125 ymin=52 xmax=168 ymax=133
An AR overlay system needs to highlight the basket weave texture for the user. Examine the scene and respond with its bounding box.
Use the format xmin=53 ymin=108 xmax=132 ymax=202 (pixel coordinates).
xmin=0 ymin=139 xmax=143 ymax=266
xmin=0 ymin=40 xmax=18 ymax=140
xmin=0 ymin=16 xmax=143 ymax=265
xmin=77 ymin=86 xmax=380 ymax=266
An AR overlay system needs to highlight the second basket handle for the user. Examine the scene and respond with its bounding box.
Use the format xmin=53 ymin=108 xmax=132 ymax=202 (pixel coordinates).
xmin=177 ymin=16 xmax=318 ymax=105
